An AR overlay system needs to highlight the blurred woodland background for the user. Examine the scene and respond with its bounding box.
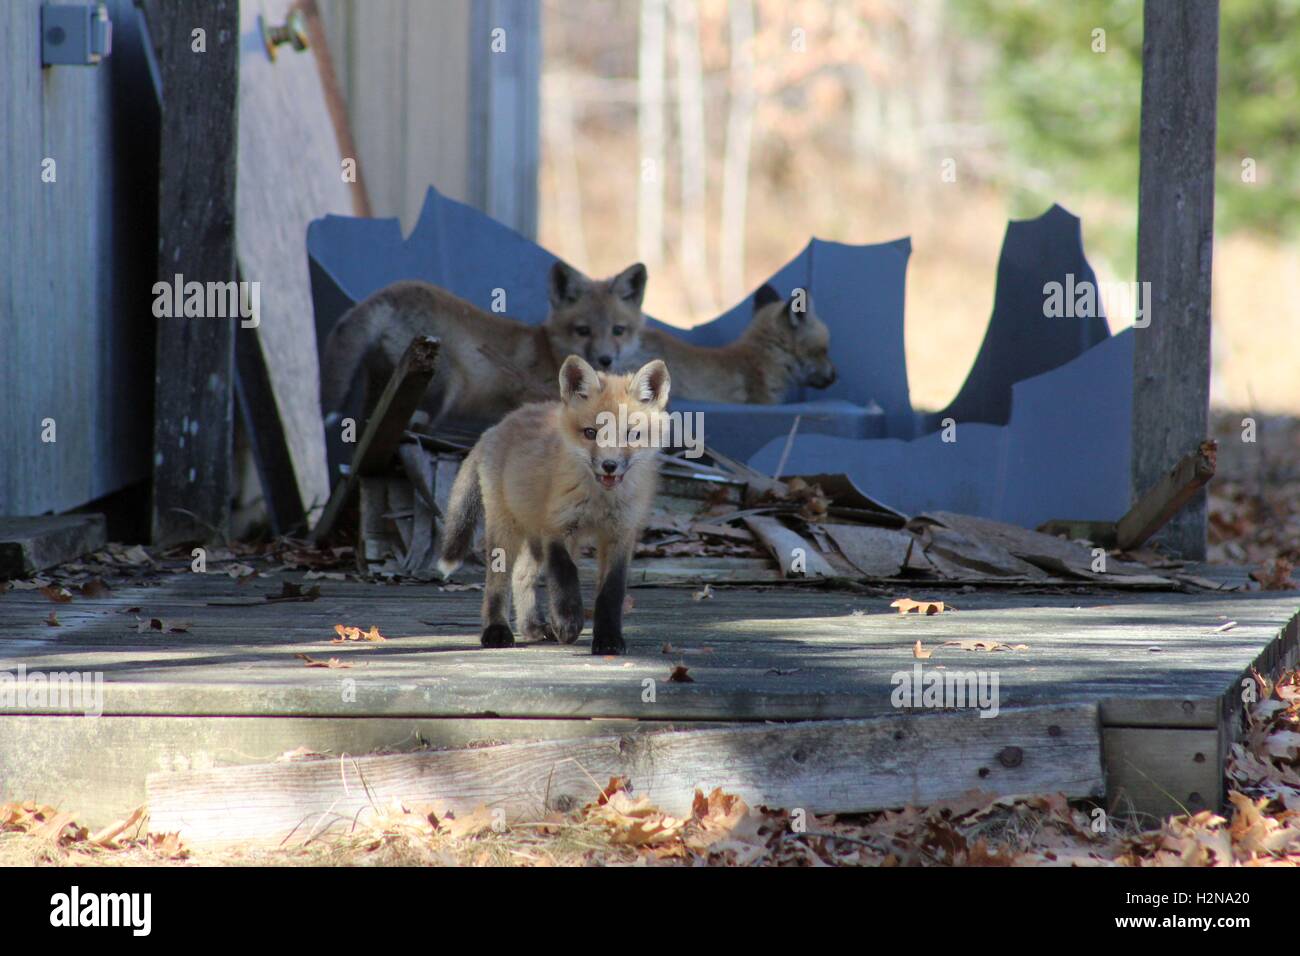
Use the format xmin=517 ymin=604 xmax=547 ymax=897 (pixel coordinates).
xmin=537 ymin=0 xmax=1300 ymax=413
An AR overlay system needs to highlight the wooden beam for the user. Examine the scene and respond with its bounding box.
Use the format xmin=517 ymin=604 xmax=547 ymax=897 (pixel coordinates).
xmin=1116 ymin=440 xmax=1217 ymax=552
xmin=234 ymin=320 xmax=307 ymax=536
xmin=1132 ymin=0 xmax=1219 ymax=559
xmin=312 ymin=336 xmax=440 ymax=543
xmin=140 ymin=0 xmax=240 ymax=547
xmin=0 ymin=515 xmax=106 ymax=579
xmin=147 ymin=705 xmax=1104 ymax=846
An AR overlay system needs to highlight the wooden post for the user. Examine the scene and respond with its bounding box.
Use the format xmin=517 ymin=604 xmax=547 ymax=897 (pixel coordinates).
xmin=1132 ymin=0 xmax=1219 ymax=559
xmin=140 ymin=0 xmax=240 ymax=546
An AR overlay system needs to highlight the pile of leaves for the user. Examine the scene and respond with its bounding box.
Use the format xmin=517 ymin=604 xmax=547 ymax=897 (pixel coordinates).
xmin=1208 ymin=411 xmax=1300 ymax=580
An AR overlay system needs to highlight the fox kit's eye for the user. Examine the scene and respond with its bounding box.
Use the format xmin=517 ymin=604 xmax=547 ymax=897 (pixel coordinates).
xmin=575 ymin=325 xmax=591 ymax=337
xmin=612 ymin=326 xmax=625 ymax=337
xmin=582 ymin=427 xmax=598 ymax=440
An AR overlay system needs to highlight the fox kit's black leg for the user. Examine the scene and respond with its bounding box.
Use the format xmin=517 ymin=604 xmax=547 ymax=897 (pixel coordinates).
xmin=545 ymin=540 xmax=584 ymax=644
xmin=480 ymin=526 xmax=516 ymax=648
xmin=591 ymin=544 xmax=630 ymax=655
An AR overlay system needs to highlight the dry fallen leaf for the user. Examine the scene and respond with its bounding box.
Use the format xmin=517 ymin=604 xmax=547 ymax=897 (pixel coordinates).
xmin=668 ymin=664 xmax=694 ymax=683
xmin=891 ymin=598 xmax=946 ymax=615
xmin=913 ymin=640 xmax=933 ymax=659
xmin=332 ymin=623 xmax=385 ymax=643
xmin=439 ymin=805 xmax=500 ymax=840
xmin=296 ymin=654 xmax=352 ymax=669
xmin=692 ymin=584 xmax=714 ymax=601
xmin=39 ymin=585 xmax=73 ymax=604
xmin=78 ymin=578 xmax=111 ymax=599
xmin=45 ymin=611 xmax=60 ymax=627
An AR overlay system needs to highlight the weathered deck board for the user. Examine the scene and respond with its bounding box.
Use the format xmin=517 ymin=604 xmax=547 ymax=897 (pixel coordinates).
xmin=147 ymin=704 xmax=1104 ymax=846
xmin=0 ymin=572 xmax=1295 ymax=728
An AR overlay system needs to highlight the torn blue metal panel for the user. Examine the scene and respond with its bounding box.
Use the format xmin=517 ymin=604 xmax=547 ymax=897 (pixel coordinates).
xmin=306 ymin=185 xmax=1132 ymax=527
xmin=922 ymin=204 xmax=1111 ymax=433
xmin=749 ymin=329 xmax=1135 ymax=526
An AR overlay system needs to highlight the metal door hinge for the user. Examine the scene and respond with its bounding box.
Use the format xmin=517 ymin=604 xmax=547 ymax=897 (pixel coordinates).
xmin=42 ymin=2 xmax=112 ymax=67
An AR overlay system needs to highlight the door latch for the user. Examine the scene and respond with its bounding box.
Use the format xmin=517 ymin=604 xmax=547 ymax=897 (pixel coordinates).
xmin=42 ymin=2 xmax=112 ymax=67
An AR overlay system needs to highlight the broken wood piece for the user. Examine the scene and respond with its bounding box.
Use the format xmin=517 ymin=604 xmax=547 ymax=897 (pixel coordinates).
xmin=822 ymin=523 xmax=914 ymax=578
xmin=743 ymin=516 xmax=834 ymax=578
xmin=313 ymin=336 xmax=441 ymax=543
xmin=920 ymin=511 xmax=1169 ymax=583
xmin=0 ymin=515 xmax=108 ymax=580
xmin=1116 ymin=440 xmax=1217 ymax=552
xmin=916 ymin=523 xmax=1049 ymax=581
xmin=145 ymin=704 xmax=1103 ymax=846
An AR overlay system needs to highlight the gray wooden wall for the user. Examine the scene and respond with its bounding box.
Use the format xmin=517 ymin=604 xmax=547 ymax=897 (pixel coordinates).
xmin=0 ymin=0 xmax=155 ymax=517
xmin=317 ymin=0 xmax=539 ymax=237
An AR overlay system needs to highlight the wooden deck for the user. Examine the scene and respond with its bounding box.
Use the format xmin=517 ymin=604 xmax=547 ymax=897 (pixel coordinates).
xmin=2 ymin=566 xmax=1298 ymax=831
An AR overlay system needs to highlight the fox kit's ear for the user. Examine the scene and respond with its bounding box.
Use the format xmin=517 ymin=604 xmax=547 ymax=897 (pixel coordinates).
xmin=631 ymin=359 xmax=671 ymax=409
xmin=549 ymin=260 xmax=589 ymax=308
xmin=559 ymin=355 xmax=600 ymax=403
xmin=611 ymin=263 xmax=648 ymax=307
xmin=785 ymin=287 xmax=811 ymax=328
xmin=753 ymin=283 xmax=781 ymax=313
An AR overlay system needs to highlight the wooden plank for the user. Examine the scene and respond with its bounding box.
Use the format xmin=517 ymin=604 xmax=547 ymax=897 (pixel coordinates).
xmin=822 ymin=523 xmax=913 ymax=578
xmin=236 ymin=0 xmax=352 ymax=532
xmin=1116 ymin=440 xmax=1217 ymax=552
xmin=743 ymin=516 xmax=833 ymax=577
xmin=923 ymin=511 xmax=1171 ymax=582
xmin=1133 ymin=0 xmax=1219 ymax=559
xmin=0 ymin=714 xmax=671 ymax=830
xmin=1104 ymin=726 xmax=1220 ymax=821
xmin=313 ymin=336 xmax=440 ymax=542
xmin=2 ymin=571 xmax=1297 ymax=734
xmin=147 ymin=704 xmax=1104 ymax=845
xmin=234 ymin=314 xmax=307 ymax=535
xmin=141 ymin=0 xmax=239 ymax=547
xmin=0 ymin=515 xmax=106 ymax=579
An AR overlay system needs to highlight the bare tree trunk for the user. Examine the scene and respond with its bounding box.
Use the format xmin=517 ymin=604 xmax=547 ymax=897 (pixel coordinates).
xmin=671 ymin=0 xmax=715 ymax=317
xmin=719 ymin=0 xmax=755 ymax=302
xmin=543 ymin=71 xmax=590 ymax=268
xmin=637 ymin=0 xmax=666 ymax=270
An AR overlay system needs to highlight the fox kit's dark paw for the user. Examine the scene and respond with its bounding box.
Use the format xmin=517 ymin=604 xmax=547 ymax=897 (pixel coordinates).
xmin=480 ymin=623 xmax=516 ymax=648
xmin=549 ymin=598 xmax=584 ymax=645
xmin=591 ymin=629 xmax=626 ymax=656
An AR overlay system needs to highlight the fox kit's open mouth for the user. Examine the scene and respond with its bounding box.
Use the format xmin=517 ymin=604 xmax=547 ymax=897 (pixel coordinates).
xmin=598 ymin=474 xmax=623 ymax=489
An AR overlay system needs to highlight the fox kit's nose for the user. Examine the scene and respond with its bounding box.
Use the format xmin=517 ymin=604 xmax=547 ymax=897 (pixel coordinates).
xmin=597 ymin=354 xmax=613 ymax=368
xmin=601 ymin=459 xmax=618 ymax=474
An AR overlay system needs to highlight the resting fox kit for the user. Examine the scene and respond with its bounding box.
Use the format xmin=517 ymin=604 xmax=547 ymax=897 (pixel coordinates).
xmin=438 ymin=356 xmax=670 ymax=654
xmin=635 ymin=284 xmax=836 ymax=403
xmin=319 ymin=261 xmax=648 ymax=429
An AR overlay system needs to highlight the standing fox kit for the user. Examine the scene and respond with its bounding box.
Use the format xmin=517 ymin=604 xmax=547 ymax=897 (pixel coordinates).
xmin=319 ymin=261 xmax=648 ymax=428
xmin=438 ymin=356 xmax=671 ymax=655
xmin=635 ymin=284 xmax=836 ymax=404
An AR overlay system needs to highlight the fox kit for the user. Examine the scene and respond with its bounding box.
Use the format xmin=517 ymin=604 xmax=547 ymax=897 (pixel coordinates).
xmin=634 ymin=285 xmax=836 ymax=404
xmin=438 ymin=355 xmax=670 ymax=655
xmin=319 ymin=261 xmax=648 ymax=429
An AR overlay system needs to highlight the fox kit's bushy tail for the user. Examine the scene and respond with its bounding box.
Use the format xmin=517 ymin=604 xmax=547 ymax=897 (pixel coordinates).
xmin=436 ymin=443 xmax=484 ymax=578
xmin=319 ymin=305 xmax=378 ymax=423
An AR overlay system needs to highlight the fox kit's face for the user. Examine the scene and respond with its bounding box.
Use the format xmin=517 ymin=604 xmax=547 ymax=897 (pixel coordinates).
xmin=558 ymin=356 xmax=670 ymax=490
xmin=546 ymin=261 xmax=648 ymax=371
xmin=753 ymin=285 xmax=837 ymax=391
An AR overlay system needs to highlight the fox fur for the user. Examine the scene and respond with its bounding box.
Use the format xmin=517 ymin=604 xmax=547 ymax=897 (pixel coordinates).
xmin=632 ymin=285 xmax=836 ymax=403
xmin=438 ymin=355 xmax=670 ymax=655
xmin=319 ymin=260 xmax=648 ymax=430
